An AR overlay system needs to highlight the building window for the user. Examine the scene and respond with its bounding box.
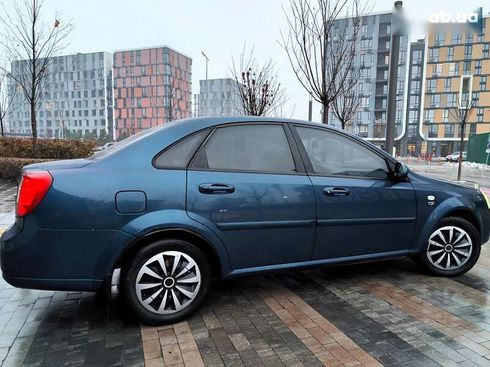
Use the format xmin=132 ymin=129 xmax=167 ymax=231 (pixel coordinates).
xmin=464 ymin=45 xmax=472 ymax=58
xmin=433 ymin=63 xmax=443 ymax=77
xmin=360 ymin=39 xmax=372 ymax=49
xmin=477 ymin=108 xmax=484 ymax=122
xmin=430 ymin=94 xmax=440 ymax=108
xmin=446 ymin=46 xmax=454 ymax=61
xmin=429 ymin=48 xmax=439 ymax=62
xmin=427 ymin=79 xmax=436 ymax=93
xmin=480 ymin=76 xmax=487 ymax=91
xmin=451 ymin=33 xmax=461 ymax=45
xmin=448 ymin=62 xmax=459 ymax=77
xmin=444 ymin=124 xmax=455 ymax=138
xmin=398 ymin=50 xmax=406 ymax=64
xmin=472 ymin=92 xmax=479 ymax=107
xmin=409 ymin=110 xmax=419 ymax=123
xmin=465 ymin=33 xmax=473 ymax=44
xmin=444 ymin=78 xmax=452 ymax=92
xmin=443 ymin=109 xmax=449 ymax=122
xmin=428 ymin=124 xmax=438 ymax=138
xmin=425 ymin=109 xmax=435 ymax=122
xmin=411 ymin=65 xmax=422 ymax=78
xmin=410 ymin=95 xmax=420 ymax=106
xmin=447 ymin=94 xmax=457 ymax=107
xmin=360 ymin=53 xmax=373 ymax=66
xmin=412 ymin=50 xmax=422 ymax=64
xmin=483 ymin=43 xmax=490 ymax=58
xmin=410 ymin=80 xmax=421 ymax=94
xmin=475 ymin=60 xmax=482 ymax=75
xmin=463 ymin=60 xmax=471 ymax=73
xmin=435 ymin=33 xmax=445 ymax=46
xmin=359 ymin=97 xmax=369 ymax=108
xmin=361 ymin=68 xmax=371 ymax=78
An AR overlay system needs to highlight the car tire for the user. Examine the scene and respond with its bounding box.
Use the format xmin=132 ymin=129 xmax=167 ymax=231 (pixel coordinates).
xmin=124 ymin=239 xmax=211 ymax=325
xmin=416 ymin=217 xmax=481 ymax=277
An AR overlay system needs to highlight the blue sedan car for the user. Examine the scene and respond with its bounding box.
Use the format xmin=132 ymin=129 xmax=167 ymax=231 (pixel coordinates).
xmin=1 ymin=117 xmax=489 ymax=324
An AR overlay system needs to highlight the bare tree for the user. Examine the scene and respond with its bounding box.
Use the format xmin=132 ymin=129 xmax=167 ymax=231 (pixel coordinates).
xmin=230 ymin=47 xmax=287 ymax=116
xmin=331 ymin=70 xmax=360 ymax=130
xmin=449 ymin=94 xmax=475 ymax=181
xmin=0 ymin=61 xmax=15 ymax=136
xmin=281 ymin=0 xmax=366 ymax=124
xmin=0 ymin=0 xmax=72 ymax=156
xmin=166 ymin=76 xmax=183 ymax=122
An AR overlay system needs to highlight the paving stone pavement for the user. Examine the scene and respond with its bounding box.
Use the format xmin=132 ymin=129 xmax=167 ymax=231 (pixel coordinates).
xmin=1 ymin=180 xmax=490 ymax=366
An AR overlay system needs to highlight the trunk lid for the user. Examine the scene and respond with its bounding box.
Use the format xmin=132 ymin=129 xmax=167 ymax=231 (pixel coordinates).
xmin=22 ymin=159 xmax=93 ymax=172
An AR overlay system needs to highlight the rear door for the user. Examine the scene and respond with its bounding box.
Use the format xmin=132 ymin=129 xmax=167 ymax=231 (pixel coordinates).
xmin=186 ymin=123 xmax=316 ymax=270
xmin=292 ymin=125 xmax=416 ymax=260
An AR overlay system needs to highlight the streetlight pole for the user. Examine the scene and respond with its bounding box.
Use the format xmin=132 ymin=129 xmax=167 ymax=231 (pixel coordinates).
xmin=308 ymin=94 xmax=313 ymax=121
xmin=201 ymin=51 xmax=209 ymax=80
xmin=385 ymin=1 xmax=403 ymax=156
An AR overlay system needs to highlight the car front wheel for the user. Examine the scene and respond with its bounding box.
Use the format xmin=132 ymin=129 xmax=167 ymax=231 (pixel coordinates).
xmin=417 ymin=217 xmax=481 ymax=276
xmin=124 ymin=239 xmax=211 ymax=325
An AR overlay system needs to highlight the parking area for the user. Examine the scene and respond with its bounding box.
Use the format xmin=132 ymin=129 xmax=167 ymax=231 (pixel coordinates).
xmin=1 ymin=180 xmax=490 ymax=367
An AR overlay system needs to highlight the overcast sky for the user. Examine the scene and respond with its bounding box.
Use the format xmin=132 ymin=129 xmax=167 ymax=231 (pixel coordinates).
xmin=2 ymin=0 xmax=487 ymax=121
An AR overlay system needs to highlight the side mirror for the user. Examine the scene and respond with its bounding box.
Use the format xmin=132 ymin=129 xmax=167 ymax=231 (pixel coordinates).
xmin=392 ymin=162 xmax=408 ymax=180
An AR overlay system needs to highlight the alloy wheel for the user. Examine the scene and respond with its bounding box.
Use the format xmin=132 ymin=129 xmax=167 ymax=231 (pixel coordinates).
xmin=135 ymin=251 xmax=201 ymax=314
xmin=426 ymin=226 xmax=473 ymax=271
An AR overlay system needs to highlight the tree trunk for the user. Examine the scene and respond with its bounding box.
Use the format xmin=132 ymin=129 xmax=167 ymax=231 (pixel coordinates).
xmin=322 ymin=103 xmax=328 ymax=124
xmin=457 ymin=123 xmax=465 ymax=181
xmin=0 ymin=117 xmax=4 ymax=136
xmin=31 ymin=101 xmax=37 ymax=158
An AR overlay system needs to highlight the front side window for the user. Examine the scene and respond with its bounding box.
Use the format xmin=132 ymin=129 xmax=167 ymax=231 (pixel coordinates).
xmin=295 ymin=127 xmax=389 ymax=179
xmin=191 ymin=124 xmax=296 ymax=174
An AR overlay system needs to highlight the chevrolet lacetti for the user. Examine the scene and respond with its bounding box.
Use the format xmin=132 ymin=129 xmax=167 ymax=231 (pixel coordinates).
xmin=1 ymin=117 xmax=489 ymax=324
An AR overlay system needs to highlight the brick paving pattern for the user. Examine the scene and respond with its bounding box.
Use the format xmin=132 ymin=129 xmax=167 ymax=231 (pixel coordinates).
xmin=1 ymin=179 xmax=490 ymax=366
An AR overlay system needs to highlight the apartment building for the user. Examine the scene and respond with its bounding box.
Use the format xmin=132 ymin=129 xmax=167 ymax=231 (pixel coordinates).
xmin=421 ymin=16 xmax=490 ymax=157
xmin=113 ymin=46 xmax=192 ymax=139
xmin=8 ymin=52 xmax=113 ymax=138
xmin=328 ymin=5 xmax=409 ymax=149
xmin=198 ymin=78 xmax=241 ymax=117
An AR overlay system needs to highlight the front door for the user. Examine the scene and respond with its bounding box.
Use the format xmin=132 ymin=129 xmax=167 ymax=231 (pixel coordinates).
xmin=186 ymin=123 xmax=316 ymax=270
xmin=292 ymin=125 xmax=416 ymax=260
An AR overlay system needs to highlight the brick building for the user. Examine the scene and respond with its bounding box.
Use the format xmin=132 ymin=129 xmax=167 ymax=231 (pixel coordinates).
xmin=113 ymin=46 xmax=192 ymax=139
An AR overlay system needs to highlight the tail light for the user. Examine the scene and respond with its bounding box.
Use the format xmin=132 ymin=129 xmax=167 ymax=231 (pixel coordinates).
xmin=16 ymin=171 xmax=53 ymax=217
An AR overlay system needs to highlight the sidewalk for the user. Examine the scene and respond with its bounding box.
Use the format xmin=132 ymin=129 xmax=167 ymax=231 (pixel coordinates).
xmin=2 ymin=181 xmax=490 ymax=366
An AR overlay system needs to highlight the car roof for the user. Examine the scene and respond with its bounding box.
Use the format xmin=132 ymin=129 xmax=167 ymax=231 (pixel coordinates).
xmin=155 ymin=116 xmax=342 ymax=133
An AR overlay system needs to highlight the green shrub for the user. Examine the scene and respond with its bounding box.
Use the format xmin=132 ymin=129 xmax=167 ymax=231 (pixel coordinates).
xmin=0 ymin=157 xmax=52 ymax=181
xmin=0 ymin=137 xmax=96 ymax=159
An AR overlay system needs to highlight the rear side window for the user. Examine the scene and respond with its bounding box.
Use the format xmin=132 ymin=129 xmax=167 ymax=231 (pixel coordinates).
xmin=191 ymin=124 xmax=296 ymax=174
xmin=153 ymin=130 xmax=209 ymax=169
xmin=295 ymin=126 xmax=389 ymax=179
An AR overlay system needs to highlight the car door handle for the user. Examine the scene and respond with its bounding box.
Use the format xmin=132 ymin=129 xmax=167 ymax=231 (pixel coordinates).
xmin=323 ymin=187 xmax=350 ymax=196
xmin=199 ymin=183 xmax=235 ymax=194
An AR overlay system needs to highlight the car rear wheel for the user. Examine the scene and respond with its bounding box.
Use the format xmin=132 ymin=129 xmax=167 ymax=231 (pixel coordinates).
xmin=124 ymin=239 xmax=211 ymax=325
xmin=417 ymin=217 xmax=480 ymax=276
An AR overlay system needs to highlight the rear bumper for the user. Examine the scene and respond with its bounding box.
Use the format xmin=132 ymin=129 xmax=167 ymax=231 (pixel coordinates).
xmin=2 ymin=274 xmax=103 ymax=291
xmin=1 ymin=217 xmax=135 ymax=292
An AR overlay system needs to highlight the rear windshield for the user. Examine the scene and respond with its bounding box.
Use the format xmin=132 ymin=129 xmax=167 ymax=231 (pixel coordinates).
xmin=89 ymin=127 xmax=159 ymax=160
